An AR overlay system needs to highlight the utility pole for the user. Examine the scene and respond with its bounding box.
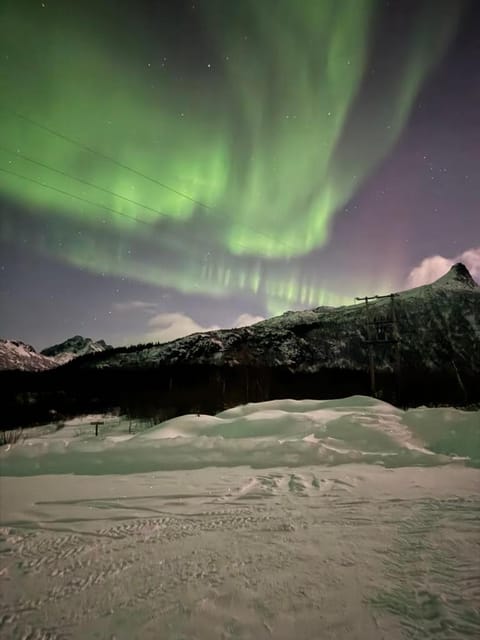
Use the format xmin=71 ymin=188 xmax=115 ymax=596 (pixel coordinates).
xmin=364 ymin=296 xmax=376 ymax=396
xmin=355 ymin=293 xmax=400 ymax=399
xmin=91 ymin=420 xmax=104 ymax=437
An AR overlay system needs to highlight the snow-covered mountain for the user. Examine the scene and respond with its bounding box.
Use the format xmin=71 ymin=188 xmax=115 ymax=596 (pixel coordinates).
xmin=0 ymin=340 xmax=58 ymax=372
xmin=77 ymin=263 xmax=480 ymax=377
xmin=40 ymin=335 xmax=112 ymax=365
xmin=0 ymin=336 xmax=112 ymax=371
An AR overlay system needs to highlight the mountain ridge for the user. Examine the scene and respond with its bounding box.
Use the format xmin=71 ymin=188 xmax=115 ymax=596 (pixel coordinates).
xmin=40 ymin=335 xmax=112 ymax=364
xmin=2 ymin=264 xmax=478 ymax=377
xmin=0 ymin=335 xmax=112 ymax=371
xmin=68 ymin=263 xmax=480 ymax=377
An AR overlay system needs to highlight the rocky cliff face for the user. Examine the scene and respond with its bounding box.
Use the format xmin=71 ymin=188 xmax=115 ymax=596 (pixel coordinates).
xmin=78 ymin=264 xmax=480 ymax=377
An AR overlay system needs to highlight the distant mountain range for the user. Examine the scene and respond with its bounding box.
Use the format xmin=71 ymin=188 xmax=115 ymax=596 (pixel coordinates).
xmin=73 ymin=263 xmax=479 ymax=380
xmin=2 ymin=265 xmax=478 ymax=381
xmin=0 ymin=336 xmax=112 ymax=371
xmin=1 ymin=264 xmax=479 ymax=427
xmin=41 ymin=335 xmax=111 ymax=364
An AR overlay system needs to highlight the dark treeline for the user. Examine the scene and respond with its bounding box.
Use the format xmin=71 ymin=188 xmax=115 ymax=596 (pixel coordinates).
xmin=1 ymin=362 xmax=478 ymax=430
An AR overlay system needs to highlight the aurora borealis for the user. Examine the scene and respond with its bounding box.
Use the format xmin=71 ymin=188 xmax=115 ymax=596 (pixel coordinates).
xmin=1 ymin=0 xmax=479 ymax=348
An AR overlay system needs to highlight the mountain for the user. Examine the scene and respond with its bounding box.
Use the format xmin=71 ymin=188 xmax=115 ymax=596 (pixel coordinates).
xmin=0 ymin=336 xmax=112 ymax=371
xmin=2 ymin=265 xmax=478 ymax=427
xmin=76 ymin=263 xmax=479 ymax=380
xmin=40 ymin=335 xmax=112 ymax=364
xmin=0 ymin=340 xmax=58 ymax=372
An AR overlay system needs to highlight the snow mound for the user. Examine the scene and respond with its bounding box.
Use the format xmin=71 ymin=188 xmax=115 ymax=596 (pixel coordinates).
xmin=1 ymin=396 xmax=477 ymax=476
xmin=133 ymin=414 xmax=224 ymax=440
xmin=217 ymin=395 xmax=390 ymax=418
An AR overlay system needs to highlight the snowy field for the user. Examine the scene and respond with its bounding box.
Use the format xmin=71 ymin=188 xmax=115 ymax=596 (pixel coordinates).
xmin=0 ymin=396 xmax=479 ymax=639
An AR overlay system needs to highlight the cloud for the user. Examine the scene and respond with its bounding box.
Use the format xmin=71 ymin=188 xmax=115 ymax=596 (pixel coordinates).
xmin=123 ymin=311 xmax=267 ymax=346
xmin=406 ymin=255 xmax=454 ymax=288
xmin=460 ymin=248 xmax=480 ymax=281
xmin=113 ymin=300 xmax=159 ymax=313
xmin=406 ymin=247 xmax=480 ymax=288
xmin=233 ymin=313 xmax=265 ymax=327
xmin=145 ymin=312 xmax=220 ymax=343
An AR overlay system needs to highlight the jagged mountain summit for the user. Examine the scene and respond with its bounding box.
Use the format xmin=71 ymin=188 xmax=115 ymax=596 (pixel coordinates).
xmin=40 ymin=335 xmax=112 ymax=365
xmin=76 ymin=263 xmax=480 ymax=377
xmin=428 ymin=262 xmax=477 ymax=290
xmin=0 ymin=340 xmax=57 ymax=372
xmin=0 ymin=336 xmax=112 ymax=371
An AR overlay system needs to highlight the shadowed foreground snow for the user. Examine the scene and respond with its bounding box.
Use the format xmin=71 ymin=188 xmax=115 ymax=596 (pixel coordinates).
xmin=1 ymin=397 xmax=479 ymax=639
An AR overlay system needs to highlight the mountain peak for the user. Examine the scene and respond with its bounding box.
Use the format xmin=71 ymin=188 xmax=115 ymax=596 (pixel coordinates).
xmin=433 ymin=263 xmax=478 ymax=289
xmin=40 ymin=336 xmax=112 ymax=359
xmin=0 ymin=335 xmax=112 ymax=371
xmin=0 ymin=339 xmax=57 ymax=371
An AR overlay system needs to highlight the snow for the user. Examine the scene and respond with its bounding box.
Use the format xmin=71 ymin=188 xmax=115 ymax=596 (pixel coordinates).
xmin=1 ymin=396 xmax=478 ymax=477
xmin=0 ymin=339 xmax=57 ymax=371
xmin=0 ymin=336 xmax=111 ymax=371
xmin=1 ymin=396 xmax=479 ymax=639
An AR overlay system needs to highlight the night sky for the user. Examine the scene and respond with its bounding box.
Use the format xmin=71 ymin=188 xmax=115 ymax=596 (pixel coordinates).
xmin=1 ymin=0 xmax=479 ymax=350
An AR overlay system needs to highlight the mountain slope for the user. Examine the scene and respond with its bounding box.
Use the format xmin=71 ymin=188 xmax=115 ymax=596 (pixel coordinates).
xmin=0 ymin=340 xmax=57 ymax=371
xmin=41 ymin=335 xmax=112 ymax=364
xmin=0 ymin=336 xmax=112 ymax=371
xmin=75 ymin=263 xmax=480 ymax=376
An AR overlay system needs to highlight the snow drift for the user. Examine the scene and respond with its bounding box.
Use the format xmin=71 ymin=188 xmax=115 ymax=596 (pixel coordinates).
xmin=1 ymin=396 xmax=478 ymax=476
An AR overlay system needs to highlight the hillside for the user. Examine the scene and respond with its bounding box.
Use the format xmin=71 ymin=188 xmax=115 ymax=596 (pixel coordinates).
xmin=73 ymin=263 xmax=479 ymax=377
xmin=0 ymin=340 xmax=57 ymax=371
xmin=0 ymin=336 xmax=111 ymax=371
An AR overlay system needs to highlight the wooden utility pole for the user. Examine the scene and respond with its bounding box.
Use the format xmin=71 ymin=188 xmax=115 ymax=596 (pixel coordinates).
xmin=365 ymin=297 xmax=376 ymax=395
xmin=91 ymin=421 xmax=104 ymax=437
xmin=355 ymin=293 xmax=400 ymax=399
xmin=390 ymin=293 xmax=402 ymax=402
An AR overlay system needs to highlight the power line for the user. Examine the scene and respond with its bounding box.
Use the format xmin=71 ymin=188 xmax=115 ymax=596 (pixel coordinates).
xmin=0 ymin=105 xmax=303 ymax=255
xmin=0 ymin=166 xmax=288 ymax=300
xmin=0 ymin=105 xmax=209 ymax=210
xmin=0 ymin=167 xmax=345 ymax=310
xmin=0 ymin=145 xmax=173 ymax=222
xmin=0 ymin=166 xmax=154 ymax=227
xmin=0 ymin=164 xmax=256 ymax=255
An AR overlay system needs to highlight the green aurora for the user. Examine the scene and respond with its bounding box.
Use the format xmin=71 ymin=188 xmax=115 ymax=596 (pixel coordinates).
xmin=0 ymin=0 xmax=464 ymax=312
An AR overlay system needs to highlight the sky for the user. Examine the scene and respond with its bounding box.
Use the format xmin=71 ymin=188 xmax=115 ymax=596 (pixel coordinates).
xmin=0 ymin=0 xmax=479 ymax=350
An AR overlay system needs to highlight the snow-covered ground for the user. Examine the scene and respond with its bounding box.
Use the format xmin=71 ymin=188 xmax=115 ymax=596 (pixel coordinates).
xmin=1 ymin=397 xmax=479 ymax=639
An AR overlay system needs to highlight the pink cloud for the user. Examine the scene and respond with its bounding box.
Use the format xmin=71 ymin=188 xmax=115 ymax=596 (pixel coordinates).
xmin=406 ymin=247 xmax=480 ymax=287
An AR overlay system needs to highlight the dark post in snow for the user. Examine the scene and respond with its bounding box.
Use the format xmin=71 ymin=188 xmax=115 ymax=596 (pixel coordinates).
xmin=91 ymin=421 xmax=104 ymax=437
